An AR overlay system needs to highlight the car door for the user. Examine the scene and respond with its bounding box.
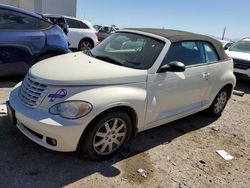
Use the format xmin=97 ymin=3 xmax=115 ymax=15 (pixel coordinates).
xmin=0 ymin=8 xmax=46 ymax=76
xmin=201 ymin=42 xmax=221 ymax=104
xmin=146 ymin=41 xmax=209 ymax=128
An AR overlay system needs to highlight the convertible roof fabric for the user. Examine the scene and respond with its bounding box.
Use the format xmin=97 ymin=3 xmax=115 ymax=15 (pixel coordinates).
xmin=125 ymin=28 xmax=229 ymax=60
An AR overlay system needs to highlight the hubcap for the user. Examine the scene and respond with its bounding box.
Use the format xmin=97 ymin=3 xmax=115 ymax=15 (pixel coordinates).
xmin=214 ymin=91 xmax=227 ymax=114
xmin=93 ymin=118 xmax=127 ymax=155
xmin=81 ymin=41 xmax=92 ymax=54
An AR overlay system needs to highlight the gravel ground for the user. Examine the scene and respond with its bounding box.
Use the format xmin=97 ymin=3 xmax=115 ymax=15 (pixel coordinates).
xmin=0 ymin=77 xmax=249 ymax=188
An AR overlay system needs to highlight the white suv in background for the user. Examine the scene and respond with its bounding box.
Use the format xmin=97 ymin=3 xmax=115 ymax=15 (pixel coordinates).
xmin=44 ymin=15 xmax=98 ymax=53
xmin=225 ymin=38 xmax=250 ymax=78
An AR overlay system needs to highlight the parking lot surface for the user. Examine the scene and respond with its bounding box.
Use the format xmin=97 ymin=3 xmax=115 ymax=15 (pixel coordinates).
xmin=0 ymin=78 xmax=249 ymax=188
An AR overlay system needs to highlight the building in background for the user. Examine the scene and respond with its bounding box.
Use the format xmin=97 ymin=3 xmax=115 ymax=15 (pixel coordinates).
xmin=0 ymin=0 xmax=76 ymax=17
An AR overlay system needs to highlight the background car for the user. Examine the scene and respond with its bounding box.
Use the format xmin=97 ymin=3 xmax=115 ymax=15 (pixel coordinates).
xmin=44 ymin=15 xmax=98 ymax=53
xmin=97 ymin=25 xmax=118 ymax=41
xmin=0 ymin=4 xmax=68 ymax=77
xmin=225 ymin=38 xmax=250 ymax=78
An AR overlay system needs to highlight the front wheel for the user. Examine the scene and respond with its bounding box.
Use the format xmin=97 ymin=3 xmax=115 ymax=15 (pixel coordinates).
xmin=80 ymin=111 xmax=132 ymax=160
xmin=207 ymin=87 xmax=231 ymax=117
xmin=78 ymin=39 xmax=93 ymax=54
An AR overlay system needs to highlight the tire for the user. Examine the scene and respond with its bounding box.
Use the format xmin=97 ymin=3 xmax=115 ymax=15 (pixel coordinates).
xmin=80 ymin=111 xmax=132 ymax=160
xmin=35 ymin=53 xmax=58 ymax=63
xmin=78 ymin=39 xmax=93 ymax=54
xmin=207 ymin=87 xmax=231 ymax=117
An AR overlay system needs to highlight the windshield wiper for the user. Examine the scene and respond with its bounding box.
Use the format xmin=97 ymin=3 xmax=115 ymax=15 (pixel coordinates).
xmin=95 ymin=55 xmax=124 ymax=66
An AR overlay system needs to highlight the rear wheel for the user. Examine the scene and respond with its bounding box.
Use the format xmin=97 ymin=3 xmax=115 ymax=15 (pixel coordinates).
xmin=80 ymin=111 xmax=132 ymax=160
xmin=78 ymin=39 xmax=93 ymax=54
xmin=207 ymin=87 xmax=231 ymax=117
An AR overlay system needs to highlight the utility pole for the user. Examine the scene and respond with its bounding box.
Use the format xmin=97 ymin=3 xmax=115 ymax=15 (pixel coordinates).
xmin=222 ymin=26 xmax=226 ymax=40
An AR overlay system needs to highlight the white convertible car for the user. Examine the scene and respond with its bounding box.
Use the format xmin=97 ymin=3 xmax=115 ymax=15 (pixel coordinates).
xmin=7 ymin=29 xmax=236 ymax=160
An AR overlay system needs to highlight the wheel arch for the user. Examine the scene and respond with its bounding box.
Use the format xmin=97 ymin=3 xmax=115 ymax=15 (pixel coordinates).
xmin=222 ymin=83 xmax=234 ymax=99
xmin=214 ymin=82 xmax=234 ymax=101
xmin=77 ymin=105 xmax=138 ymax=150
xmin=78 ymin=37 xmax=94 ymax=50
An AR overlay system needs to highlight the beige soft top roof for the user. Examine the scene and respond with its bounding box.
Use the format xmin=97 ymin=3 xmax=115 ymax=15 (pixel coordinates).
xmin=125 ymin=28 xmax=229 ymax=60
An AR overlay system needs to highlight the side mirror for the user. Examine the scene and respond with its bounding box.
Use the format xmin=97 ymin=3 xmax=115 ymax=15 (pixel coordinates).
xmin=159 ymin=61 xmax=186 ymax=73
xmin=224 ymin=46 xmax=229 ymax=50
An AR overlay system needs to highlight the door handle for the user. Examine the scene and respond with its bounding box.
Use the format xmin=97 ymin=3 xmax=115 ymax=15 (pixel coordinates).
xmin=202 ymin=73 xmax=211 ymax=79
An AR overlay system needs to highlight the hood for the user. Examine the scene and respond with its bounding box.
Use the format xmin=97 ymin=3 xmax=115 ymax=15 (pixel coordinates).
xmin=226 ymin=50 xmax=250 ymax=61
xmin=30 ymin=52 xmax=147 ymax=85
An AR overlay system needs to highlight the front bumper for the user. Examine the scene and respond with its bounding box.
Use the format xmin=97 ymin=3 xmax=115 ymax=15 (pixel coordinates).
xmin=8 ymin=86 xmax=89 ymax=152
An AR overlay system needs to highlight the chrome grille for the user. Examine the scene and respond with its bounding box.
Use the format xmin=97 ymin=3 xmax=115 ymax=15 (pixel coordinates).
xmin=19 ymin=75 xmax=48 ymax=107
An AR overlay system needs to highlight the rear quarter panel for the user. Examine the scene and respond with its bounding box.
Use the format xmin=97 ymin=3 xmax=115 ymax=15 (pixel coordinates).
xmin=206 ymin=59 xmax=236 ymax=106
xmin=45 ymin=25 xmax=68 ymax=53
xmin=68 ymin=28 xmax=96 ymax=48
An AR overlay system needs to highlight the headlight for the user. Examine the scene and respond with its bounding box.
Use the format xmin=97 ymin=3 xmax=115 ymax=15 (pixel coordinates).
xmin=49 ymin=101 xmax=92 ymax=119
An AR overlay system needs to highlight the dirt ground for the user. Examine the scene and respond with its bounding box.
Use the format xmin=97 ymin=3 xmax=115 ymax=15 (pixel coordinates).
xmin=0 ymin=77 xmax=249 ymax=188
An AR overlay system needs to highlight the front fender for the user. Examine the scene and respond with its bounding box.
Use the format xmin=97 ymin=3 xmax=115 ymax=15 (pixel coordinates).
xmin=68 ymin=84 xmax=147 ymax=131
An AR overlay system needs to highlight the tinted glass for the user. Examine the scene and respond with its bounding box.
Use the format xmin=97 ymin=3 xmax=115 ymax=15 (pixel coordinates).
xmin=91 ymin=32 xmax=164 ymax=69
xmin=79 ymin=21 xmax=89 ymax=29
xmin=0 ymin=9 xmax=51 ymax=30
xmin=66 ymin=18 xmax=80 ymax=28
xmin=229 ymin=40 xmax=250 ymax=53
xmin=203 ymin=42 xmax=219 ymax=63
xmin=162 ymin=41 xmax=205 ymax=66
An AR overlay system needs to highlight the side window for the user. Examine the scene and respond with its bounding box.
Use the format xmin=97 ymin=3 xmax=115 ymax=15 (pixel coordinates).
xmin=79 ymin=21 xmax=89 ymax=29
xmin=66 ymin=18 xmax=80 ymax=28
xmin=162 ymin=41 xmax=205 ymax=66
xmin=0 ymin=9 xmax=49 ymax=30
xmin=203 ymin=42 xmax=219 ymax=63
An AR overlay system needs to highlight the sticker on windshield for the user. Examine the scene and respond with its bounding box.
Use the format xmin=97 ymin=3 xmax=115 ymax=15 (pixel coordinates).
xmin=48 ymin=89 xmax=67 ymax=102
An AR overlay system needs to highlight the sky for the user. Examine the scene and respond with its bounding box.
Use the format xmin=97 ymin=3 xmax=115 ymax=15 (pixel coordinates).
xmin=77 ymin=0 xmax=250 ymax=40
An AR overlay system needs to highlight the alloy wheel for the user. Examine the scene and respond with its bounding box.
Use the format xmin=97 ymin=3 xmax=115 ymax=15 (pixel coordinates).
xmin=81 ymin=41 xmax=92 ymax=54
xmin=93 ymin=118 xmax=127 ymax=155
xmin=214 ymin=91 xmax=227 ymax=114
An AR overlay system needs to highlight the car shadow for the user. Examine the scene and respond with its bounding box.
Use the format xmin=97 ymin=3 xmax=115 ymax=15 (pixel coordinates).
xmin=0 ymin=76 xmax=23 ymax=88
xmin=235 ymin=76 xmax=250 ymax=94
xmin=0 ymin=111 xmax=218 ymax=187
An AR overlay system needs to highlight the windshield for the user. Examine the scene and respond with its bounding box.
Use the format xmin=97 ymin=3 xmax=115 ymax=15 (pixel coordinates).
xmin=229 ymin=40 xmax=250 ymax=53
xmin=91 ymin=32 xmax=165 ymax=69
